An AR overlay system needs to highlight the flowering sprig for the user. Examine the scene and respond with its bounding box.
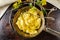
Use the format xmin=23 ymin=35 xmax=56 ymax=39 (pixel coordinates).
xmin=13 ymin=0 xmax=46 ymax=9
xmin=13 ymin=0 xmax=22 ymax=9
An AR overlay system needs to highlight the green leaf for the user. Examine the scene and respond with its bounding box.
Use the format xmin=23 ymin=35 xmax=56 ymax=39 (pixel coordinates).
xmin=29 ymin=3 xmax=33 ymax=8
xmin=36 ymin=0 xmax=42 ymax=5
xmin=42 ymin=8 xmax=46 ymax=14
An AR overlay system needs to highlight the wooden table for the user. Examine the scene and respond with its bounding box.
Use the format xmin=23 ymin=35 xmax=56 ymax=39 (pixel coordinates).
xmin=0 ymin=3 xmax=60 ymax=40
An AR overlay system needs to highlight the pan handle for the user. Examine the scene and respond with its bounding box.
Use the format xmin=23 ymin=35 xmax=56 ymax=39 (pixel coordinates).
xmin=45 ymin=27 xmax=60 ymax=38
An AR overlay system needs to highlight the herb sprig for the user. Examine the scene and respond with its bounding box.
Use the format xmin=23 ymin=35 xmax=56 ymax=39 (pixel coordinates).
xmin=13 ymin=0 xmax=47 ymax=14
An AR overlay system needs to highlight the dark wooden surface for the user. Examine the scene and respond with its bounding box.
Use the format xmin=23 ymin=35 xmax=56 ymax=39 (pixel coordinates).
xmin=0 ymin=3 xmax=60 ymax=40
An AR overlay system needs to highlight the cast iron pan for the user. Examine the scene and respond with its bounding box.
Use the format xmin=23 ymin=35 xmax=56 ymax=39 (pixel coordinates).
xmin=10 ymin=2 xmax=45 ymax=38
xmin=9 ymin=2 xmax=60 ymax=38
